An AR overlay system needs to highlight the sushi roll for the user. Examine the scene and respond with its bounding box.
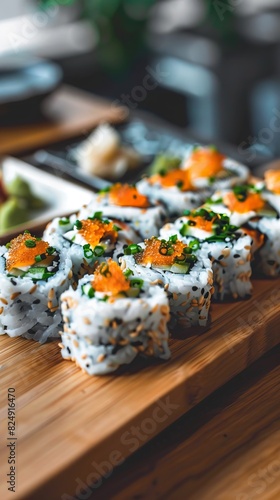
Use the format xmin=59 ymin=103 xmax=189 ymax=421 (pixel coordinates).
xmin=261 ymin=169 xmax=280 ymax=215
xmin=78 ymin=183 xmax=166 ymax=239
xmin=204 ymin=185 xmax=280 ymax=277
xmin=60 ymin=259 xmax=171 ymax=375
xmin=160 ymin=208 xmax=253 ymax=300
xmin=182 ymin=145 xmax=249 ymax=191
xmin=0 ymin=232 xmax=73 ymax=342
xmin=44 ymin=211 xmax=140 ymax=279
xmin=120 ymin=236 xmax=213 ymax=329
xmin=136 ymin=163 xmax=205 ymax=217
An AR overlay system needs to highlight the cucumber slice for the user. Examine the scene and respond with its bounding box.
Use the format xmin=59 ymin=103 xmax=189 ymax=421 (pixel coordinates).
xmin=22 ymin=267 xmax=55 ymax=281
xmin=170 ymin=262 xmax=191 ymax=274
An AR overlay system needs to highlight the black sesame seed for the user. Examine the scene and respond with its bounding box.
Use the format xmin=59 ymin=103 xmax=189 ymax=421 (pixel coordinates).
xmin=268 ymin=260 xmax=276 ymax=266
xmin=11 ymin=279 xmax=17 ymax=286
xmin=204 ymin=292 xmax=209 ymax=299
xmin=218 ymin=255 xmax=224 ymax=260
xmin=33 ymin=299 xmax=40 ymax=305
xmin=67 ymin=347 xmax=71 ymax=354
xmin=201 ymin=288 xmax=205 ymax=295
xmin=233 ymin=254 xmax=240 ymax=258
xmin=192 ymin=286 xmax=198 ymax=291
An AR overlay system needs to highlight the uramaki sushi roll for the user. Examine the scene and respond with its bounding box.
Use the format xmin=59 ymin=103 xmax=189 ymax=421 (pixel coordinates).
xmin=120 ymin=236 xmax=213 ymax=329
xmin=160 ymin=208 xmax=253 ymax=300
xmin=204 ymin=185 xmax=280 ymax=277
xmin=78 ymin=183 xmax=166 ymax=239
xmin=60 ymin=259 xmax=170 ymax=375
xmin=44 ymin=211 xmax=140 ymax=279
xmin=0 ymin=232 xmax=73 ymax=342
xmin=182 ymin=145 xmax=249 ymax=191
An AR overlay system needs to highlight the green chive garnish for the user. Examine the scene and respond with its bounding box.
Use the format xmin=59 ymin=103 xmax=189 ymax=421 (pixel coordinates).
xmin=59 ymin=218 xmax=70 ymax=226
xmin=25 ymin=240 xmax=36 ymax=248
xmin=93 ymin=246 xmax=105 ymax=257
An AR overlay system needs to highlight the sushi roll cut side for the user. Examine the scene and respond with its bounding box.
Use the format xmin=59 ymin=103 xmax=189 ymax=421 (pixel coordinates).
xmin=160 ymin=208 xmax=253 ymax=300
xmin=0 ymin=232 xmax=73 ymax=342
xmin=137 ymin=166 xmax=205 ymax=217
xmin=261 ymin=169 xmax=280 ymax=215
xmin=204 ymin=185 xmax=277 ymax=227
xmin=205 ymin=185 xmax=280 ymax=277
xmin=44 ymin=211 xmax=140 ymax=280
xmin=60 ymin=259 xmax=171 ymax=375
xmin=78 ymin=183 xmax=167 ymax=239
xmin=182 ymin=145 xmax=249 ymax=190
xmin=120 ymin=236 xmax=213 ymax=330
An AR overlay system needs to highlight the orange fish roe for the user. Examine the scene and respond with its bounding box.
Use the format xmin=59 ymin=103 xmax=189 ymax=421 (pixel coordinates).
xmin=149 ymin=169 xmax=192 ymax=191
xmin=223 ymin=191 xmax=265 ymax=213
xmin=6 ymin=233 xmax=49 ymax=272
xmin=93 ymin=259 xmax=130 ymax=295
xmin=184 ymin=147 xmax=225 ymax=183
xmin=264 ymin=169 xmax=280 ymax=194
xmin=108 ymin=183 xmax=149 ymax=208
xmin=79 ymin=219 xmax=118 ymax=247
xmin=135 ymin=238 xmax=187 ymax=267
xmin=188 ymin=215 xmax=213 ymax=232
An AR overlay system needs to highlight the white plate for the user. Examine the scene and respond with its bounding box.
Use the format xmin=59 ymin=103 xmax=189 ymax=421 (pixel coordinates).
xmin=0 ymin=157 xmax=94 ymax=242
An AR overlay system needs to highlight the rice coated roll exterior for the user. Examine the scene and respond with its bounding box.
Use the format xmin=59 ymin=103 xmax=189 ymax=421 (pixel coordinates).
xmin=120 ymin=236 xmax=213 ymax=329
xmin=160 ymin=208 xmax=253 ymax=300
xmin=44 ymin=211 xmax=140 ymax=279
xmin=204 ymin=185 xmax=280 ymax=277
xmin=136 ymin=146 xmax=248 ymax=217
xmin=78 ymin=183 xmax=166 ymax=239
xmin=60 ymin=260 xmax=171 ymax=375
xmin=0 ymin=232 xmax=73 ymax=342
xmin=182 ymin=145 xmax=249 ymax=191
xmin=136 ymin=167 xmax=205 ymax=217
xmin=261 ymin=169 xmax=280 ymax=215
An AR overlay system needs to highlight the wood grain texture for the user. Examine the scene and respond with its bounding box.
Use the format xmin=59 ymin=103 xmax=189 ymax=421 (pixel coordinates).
xmin=0 ymin=85 xmax=127 ymax=155
xmin=94 ymin=346 xmax=280 ymax=500
xmin=0 ymin=279 xmax=280 ymax=499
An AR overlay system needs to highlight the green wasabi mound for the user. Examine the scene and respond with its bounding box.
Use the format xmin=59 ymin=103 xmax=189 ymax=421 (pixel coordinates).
xmin=6 ymin=176 xmax=45 ymax=209
xmin=0 ymin=197 xmax=29 ymax=234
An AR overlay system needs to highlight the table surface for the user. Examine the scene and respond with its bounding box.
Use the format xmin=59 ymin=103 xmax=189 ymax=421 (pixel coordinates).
xmin=1 ymin=86 xmax=279 ymax=500
xmin=88 ymin=345 xmax=280 ymax=500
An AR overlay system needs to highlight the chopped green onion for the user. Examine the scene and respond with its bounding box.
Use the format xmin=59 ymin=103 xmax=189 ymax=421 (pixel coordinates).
xmin=74 ymin=220 xmax=83 ymax=230
xmin=169 ymin=234 xmax=177 ymax=243
xmin=130 ymin=278 xmax=144 ymax=289
xmin=59 ymin=218 xmax=70 ymax=226
xmin=113 ymin=224 xmax=122 ymax=232
xmin=124 ymin=269 xmax=133 ymax=277
xmin=189 ymin=239 xmax=200 ymax=250
xmin=99 ymin=263 xmax=110 ymax=276
xmin=83 ymin=244 xmax=94 ymax=259
xmin=25 ymin=239 xmax=36 ymax=248
xmin=47 ymin=246 xmax=56 ymax=255
xmin=124 ymin=244 xmax=143 ymax=255
xmin=93 ymin=211 xmax=103 ymax=219
xmin=93 ymin=246 xmax=105 ymax=257
xmin=5 ymin=242 xmax=11 ymax=249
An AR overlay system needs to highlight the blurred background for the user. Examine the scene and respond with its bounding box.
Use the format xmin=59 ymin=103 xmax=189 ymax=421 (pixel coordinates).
xmin=2 ymin=0 xmax=280 ymax=163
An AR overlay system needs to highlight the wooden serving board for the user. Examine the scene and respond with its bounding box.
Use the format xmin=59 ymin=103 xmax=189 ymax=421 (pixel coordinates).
xmin=0 ymin=279 xmax=280 ymax=500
